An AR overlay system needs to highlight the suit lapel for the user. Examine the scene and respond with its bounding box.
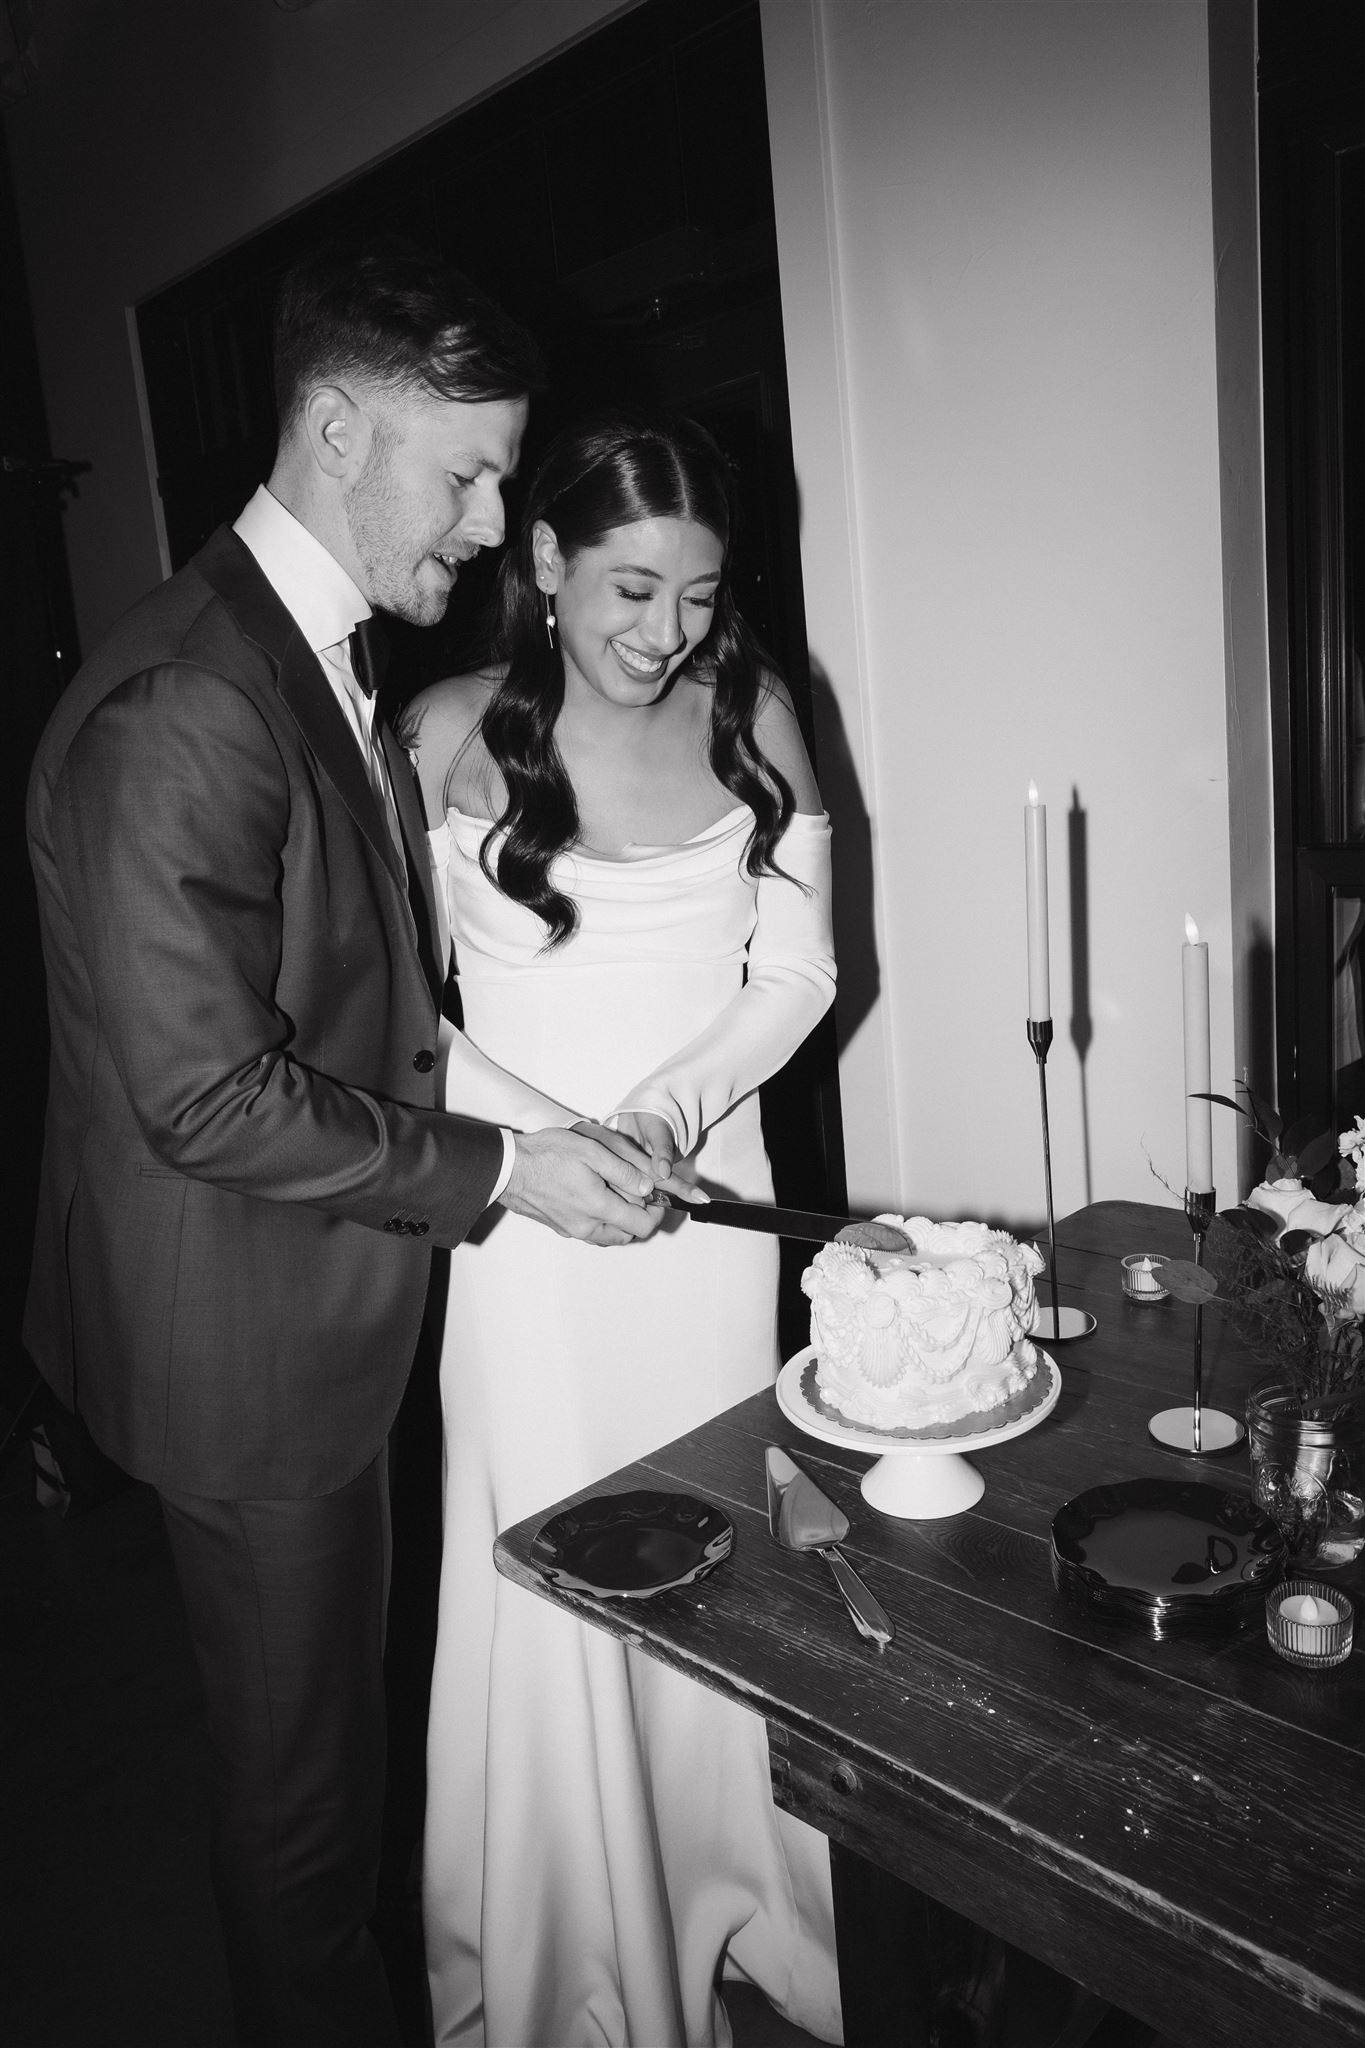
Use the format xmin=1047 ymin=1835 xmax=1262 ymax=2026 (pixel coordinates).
xmin=194 ymin=528 xmax=407 ymax=894
xmin=383 ymin=721 xmax=447 ymax=1007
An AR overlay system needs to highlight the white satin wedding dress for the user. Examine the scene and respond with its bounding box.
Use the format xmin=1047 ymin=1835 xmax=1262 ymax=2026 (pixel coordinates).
xmin=422 ymin=802 xmax=842 ymax=2048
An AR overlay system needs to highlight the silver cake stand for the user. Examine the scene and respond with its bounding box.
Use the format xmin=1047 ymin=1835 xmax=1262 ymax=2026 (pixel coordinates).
xmin=776 ymin=1346 xmax=1062 ymax=1520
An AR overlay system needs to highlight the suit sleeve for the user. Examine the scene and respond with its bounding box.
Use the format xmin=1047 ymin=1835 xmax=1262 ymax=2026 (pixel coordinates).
xmin=607 ymin=811 xmax=837 ymax=1158
xmin=53 ymin=664 xmax=503 ymax=1247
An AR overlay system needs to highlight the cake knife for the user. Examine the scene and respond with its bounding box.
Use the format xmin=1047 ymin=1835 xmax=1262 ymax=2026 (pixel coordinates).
xmin=669 ymin=1197 xmax=910 ymax=1250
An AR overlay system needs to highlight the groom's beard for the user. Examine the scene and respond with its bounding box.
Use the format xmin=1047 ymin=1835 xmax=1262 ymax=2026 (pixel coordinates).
xmin=343 ymin=429 xmax=464 ymax=628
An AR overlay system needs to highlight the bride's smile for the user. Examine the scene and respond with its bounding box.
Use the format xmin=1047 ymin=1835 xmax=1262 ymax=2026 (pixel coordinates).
xmin=538 ymin=512 xmax=723 ymax=710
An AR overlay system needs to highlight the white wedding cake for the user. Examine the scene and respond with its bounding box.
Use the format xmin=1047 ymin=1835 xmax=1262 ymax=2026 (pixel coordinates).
xmin=802 ymin=1217 xmax=1044 ymax=1431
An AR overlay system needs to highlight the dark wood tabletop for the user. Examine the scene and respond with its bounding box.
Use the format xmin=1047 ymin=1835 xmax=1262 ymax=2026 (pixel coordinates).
xmin=493 ymin=1200 xmax=1365 ymax=2048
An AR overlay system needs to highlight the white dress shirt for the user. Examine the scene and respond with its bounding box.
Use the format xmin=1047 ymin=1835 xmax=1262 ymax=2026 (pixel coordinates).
xmin=233 ymin=485 xmax=514 ymax=1203
xmin=233 ymin=486 xmax=404 ymax=865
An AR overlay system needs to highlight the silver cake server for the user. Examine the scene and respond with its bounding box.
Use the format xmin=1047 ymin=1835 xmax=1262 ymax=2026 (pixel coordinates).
xmin=764 ymin=1446 xmax=894 ymax=1651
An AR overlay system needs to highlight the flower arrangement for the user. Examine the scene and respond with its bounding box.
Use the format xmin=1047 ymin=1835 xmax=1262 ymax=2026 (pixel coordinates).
xmin=1164 ymin=1090 xmax=1365 ymax=1423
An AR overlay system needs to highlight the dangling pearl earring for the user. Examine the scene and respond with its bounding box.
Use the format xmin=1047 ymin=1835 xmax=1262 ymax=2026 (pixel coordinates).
xmin=543 ymin=591 xmax=557 ymax=649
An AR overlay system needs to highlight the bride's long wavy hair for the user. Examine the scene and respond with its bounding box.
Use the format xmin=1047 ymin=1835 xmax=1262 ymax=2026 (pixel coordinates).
xmin=473 ymin=407 xmax=794 ymax=945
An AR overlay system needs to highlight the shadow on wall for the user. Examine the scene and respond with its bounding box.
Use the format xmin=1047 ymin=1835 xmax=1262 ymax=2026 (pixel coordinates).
xmin=795 ymin=691 xmax=1105 ymax=1240
xmin=1238 ymin=919 xmax=1277 ymax=1198
xmin=988 ymin=789 xmax=1094 ymax=1244
xmin=807 ymin=655 xmax=879 ymax=1053
xmin=1069 ymin=787 xmax=1093 ymax=1209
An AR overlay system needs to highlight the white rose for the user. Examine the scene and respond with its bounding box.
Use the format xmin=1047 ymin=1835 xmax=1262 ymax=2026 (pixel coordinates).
xmin=1245 ymin=1178 xmax=1350 ymax=1239
xmin=1304 ymin=1231 xmax=1365 ymax=1317
xmin=1291 ymin=1196 xmax=1354 ymax=1235
xmin=1246 ymin=1178 xmax=1305 ymax=1226
xmin=1338 ymin=1119 xmax=1365 ymax=1192
xmin=1338 ymin=1115 xmax=1365 ymax=1160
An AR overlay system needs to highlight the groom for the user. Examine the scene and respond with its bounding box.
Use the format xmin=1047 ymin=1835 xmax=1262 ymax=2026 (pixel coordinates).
xmin=24 ymin=238 xmax=670 ymax=2047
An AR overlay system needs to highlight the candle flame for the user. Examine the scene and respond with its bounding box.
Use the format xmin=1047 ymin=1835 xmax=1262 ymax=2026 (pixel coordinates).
xmin=1027 ymin=780 xmax=1040 ymax=806
xmin=1301 ymin=1594 xmax=1322 ymax=1625
xmin=1184 ymin=913 xmax=1199 ymax=945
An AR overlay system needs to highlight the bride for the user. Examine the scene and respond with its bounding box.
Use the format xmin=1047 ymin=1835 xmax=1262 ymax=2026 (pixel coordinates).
xmin=409 ymin=408 xmax=842 ymax=2048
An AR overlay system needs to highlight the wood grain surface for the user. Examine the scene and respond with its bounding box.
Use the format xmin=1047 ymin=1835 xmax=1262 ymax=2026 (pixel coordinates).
xmin=494 ymin=1202 xmax=1365 ymax=2048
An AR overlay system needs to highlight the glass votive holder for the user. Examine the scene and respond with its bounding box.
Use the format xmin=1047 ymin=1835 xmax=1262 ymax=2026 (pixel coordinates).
xmin=1121 ymin=1253 xmax=1170 ymax=1302
xmin=1265 ymin=1579 xmax=1355 ymax=1669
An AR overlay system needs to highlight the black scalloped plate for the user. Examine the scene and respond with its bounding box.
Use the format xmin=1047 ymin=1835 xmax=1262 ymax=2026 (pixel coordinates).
xmin=530 ymin=1491 xmax=734 ymax=1600
xmin=1052 ymin=1478 xmax=1284 ymax=1638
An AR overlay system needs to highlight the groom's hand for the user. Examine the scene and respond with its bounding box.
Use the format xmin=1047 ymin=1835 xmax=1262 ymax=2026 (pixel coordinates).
xmin=499 ymin=1125 xmax=670 ymax=1245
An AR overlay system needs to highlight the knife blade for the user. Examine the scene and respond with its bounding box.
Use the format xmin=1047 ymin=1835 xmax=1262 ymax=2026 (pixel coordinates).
xmin=764 ymin=1446 xmax=895 ymax=1651
xmin=674 ymin=1198 xmax=909 ymax=1249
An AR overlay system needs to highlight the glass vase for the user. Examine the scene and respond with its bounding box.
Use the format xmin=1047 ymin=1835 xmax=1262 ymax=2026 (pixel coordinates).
xmin=1246 ymin=1378 xmax=1365 ymax=1567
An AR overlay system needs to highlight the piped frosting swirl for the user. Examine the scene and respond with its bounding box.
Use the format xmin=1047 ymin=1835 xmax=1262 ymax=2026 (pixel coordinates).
xmin=803 ymin=1216 xmax=1043 ymax=1428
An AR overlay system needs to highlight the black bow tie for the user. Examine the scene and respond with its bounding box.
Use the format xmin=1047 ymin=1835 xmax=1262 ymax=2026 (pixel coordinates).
xmin=348 ymin=615 xmax=389 ymax=698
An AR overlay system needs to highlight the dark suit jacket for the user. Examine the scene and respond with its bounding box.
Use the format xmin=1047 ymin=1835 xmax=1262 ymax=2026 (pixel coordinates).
xmin=25 ymin=527 xmax=504 ymax=1498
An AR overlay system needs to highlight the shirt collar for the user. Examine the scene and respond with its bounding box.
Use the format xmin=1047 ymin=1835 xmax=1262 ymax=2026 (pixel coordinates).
xmin=233 ymin=485 xmax=371 ymax=654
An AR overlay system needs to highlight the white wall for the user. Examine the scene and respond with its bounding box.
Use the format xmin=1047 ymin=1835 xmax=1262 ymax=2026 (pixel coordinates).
xmin=3 ymin=0 xmax=632 ymax=649
xmin=1208 ymin=0 xmax=1275 ymax=1193
xmin=763 ymin=0 xmax=1268 ymax=1227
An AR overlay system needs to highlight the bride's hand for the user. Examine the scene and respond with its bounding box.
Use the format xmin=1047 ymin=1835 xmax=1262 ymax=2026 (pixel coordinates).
xmin=595 ymin=1114 xmax=701 ymax=1203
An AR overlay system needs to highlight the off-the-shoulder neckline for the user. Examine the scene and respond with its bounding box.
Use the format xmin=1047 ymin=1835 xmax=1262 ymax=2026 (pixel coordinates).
xmin=443 ymin=801 xmax=751 ymax=852
xmin=440 ymin=802 xmax=825 ymax=837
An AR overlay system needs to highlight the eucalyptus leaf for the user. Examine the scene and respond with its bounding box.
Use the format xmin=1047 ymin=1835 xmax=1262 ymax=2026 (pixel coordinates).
xmin=1221 ymin=1206 xmax=1281 ymax=1244
xmin=1192 ymin=1092 xmax=1249 ymax=1119
xmin=1296 ymin=1129 xmax=1341 ymax=1178
xmin=1282 ymin=1115 xmax=1327 ymax=1157
xmin=1280 ymin=1228 xmax=1327 ymax=1260
xmin=1160 ymin=1258 xmax=1219 ymax=1303
xmin=1250 ymin=1089 xmax=1284 ymax=1142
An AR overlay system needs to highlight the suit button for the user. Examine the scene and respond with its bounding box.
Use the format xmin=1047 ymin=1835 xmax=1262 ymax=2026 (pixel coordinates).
xmin=383 ymin=1217 xmax=401 ymax=1234
xmin=415 ymin=1220 xmax=430 ymax=1237
xmin=413 ymin=1049 xmax=435 ymax=1074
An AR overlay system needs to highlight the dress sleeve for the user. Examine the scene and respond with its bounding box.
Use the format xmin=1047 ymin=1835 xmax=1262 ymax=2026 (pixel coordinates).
xmin=428 ymin=823 xmax=583 ymax=1133
xmin=608 ymin=810 xmax=836 ymax=1158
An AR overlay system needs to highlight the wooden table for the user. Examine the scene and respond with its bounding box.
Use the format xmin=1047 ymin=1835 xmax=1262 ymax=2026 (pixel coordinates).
xmin=494 ymin=1201 xmax=1365 ymax=2048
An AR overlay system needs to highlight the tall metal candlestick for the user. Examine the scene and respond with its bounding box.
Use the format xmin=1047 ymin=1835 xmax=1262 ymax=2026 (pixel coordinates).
xmin=1027 ymin=1018 xmax=1096 ymax=1343
xmin=1147 ymin=1188 xmax=1245 ymax=1455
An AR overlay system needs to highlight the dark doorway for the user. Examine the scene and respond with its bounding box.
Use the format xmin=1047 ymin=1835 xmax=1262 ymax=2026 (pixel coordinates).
xmin=1260 ymin=1 xmax=1365 ymax=1130
xmin=134 ymin=0 xmax=845 ymax=1324
xmin=2 ymin=109 xmax=81 ymax=1447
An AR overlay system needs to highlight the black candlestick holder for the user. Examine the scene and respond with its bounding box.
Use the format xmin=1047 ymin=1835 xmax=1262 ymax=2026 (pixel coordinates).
xmin=1028 ymin=1018 xmax=1096 ymax=1344
xmin=1147 ymin=1187 xmax=1245 ymax=1455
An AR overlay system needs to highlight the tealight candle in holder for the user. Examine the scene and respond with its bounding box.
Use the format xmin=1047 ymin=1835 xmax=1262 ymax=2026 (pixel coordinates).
xmin=1266 ymin=1580 xmax=1355 ymax=1669
xmin=1121 ymin=1253 xmax=1170 ymax=1302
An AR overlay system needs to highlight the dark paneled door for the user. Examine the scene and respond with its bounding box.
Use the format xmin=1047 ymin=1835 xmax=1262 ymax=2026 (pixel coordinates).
xmin=3 ymin=111 xmax=80 ymax=1416
xmin=1261 ymin=5 xmax=1365 ymax=1130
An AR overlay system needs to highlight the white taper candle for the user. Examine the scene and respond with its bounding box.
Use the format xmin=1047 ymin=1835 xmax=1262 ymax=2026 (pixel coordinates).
xmin=1182 ymin=915 xmax=1213 ymax=1193
xmin=1025 ymin=783 xmax=1050 ymax=1021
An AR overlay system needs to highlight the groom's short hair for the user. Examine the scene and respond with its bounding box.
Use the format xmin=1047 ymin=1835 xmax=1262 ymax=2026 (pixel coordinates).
xmin=272 ymin=233 xmax=544 ymax=435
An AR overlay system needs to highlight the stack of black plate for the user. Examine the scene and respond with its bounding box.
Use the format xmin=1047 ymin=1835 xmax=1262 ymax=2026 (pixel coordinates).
xmin=531 ymin=1491 xmax=734 ymax=1600
xmin=1052 ymin=1478 xmax=1284 ymax=1638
